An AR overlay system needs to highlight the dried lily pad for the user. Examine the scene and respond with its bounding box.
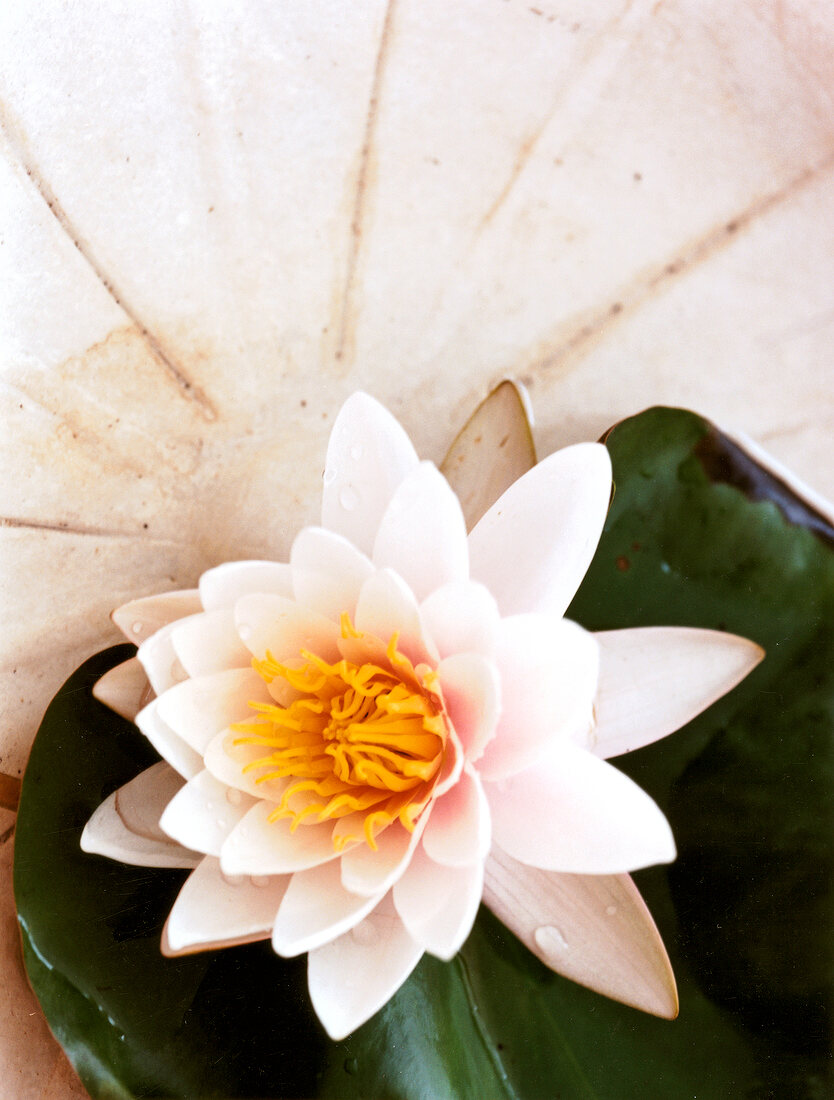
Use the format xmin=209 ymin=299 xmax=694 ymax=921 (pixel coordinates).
xmin=15 ymin=407 xmax=833 ymax=1099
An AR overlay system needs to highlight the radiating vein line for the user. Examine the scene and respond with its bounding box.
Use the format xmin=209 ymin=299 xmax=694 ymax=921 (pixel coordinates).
xmin=0 ymin=102 xmax=217 ymax=421
xmin=333 ymin=0 xmax=398 ymax=367
xmin=524 ymin=149 xmax=834 ymax=381
xmin=0 ymin=515 xmax=188 ymax=545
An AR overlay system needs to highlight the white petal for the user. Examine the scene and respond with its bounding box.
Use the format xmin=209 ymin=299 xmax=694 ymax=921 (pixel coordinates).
xmin=483 ymin=847 xmax=678 ymax=1019
xmin=477 ymin=615 xmax=599 ymax=781
xmin=81 ymin=781 xmax=200 ymax=869
xmin=93 ymin=657 xmax=153 ymax=721
xmin=156 ymin=668 xmax=270 ymax=755
xmin=420 ymin=580 xmax=500 ymax=659
xmin=170 ymin=608 xmax=251 ymax=677
xmin=234 ymin=593 xmax=342 ymax=663
xmin=468 ymin=442 xmax=611 ymax=617
xmin=290 ymin=526 xmax=374 ymax=622
xmin=592 ymin=627 xmax=765 ymax=758
xmin=272 ymin=861 xmax=384 ymax=957
xmin=372 ymin=462 xmax=468 ymax=601
xmin=112 ymin=589 xmax=202 ymax=644
xmin=135 ymin=698 xmax=203 ymax=779
xmin=198 ymin=560 xmax=294 ymax=611
xmin=137 ymin=617 xmax=196 ymax=694
xmin=351 ymin=569 xmax=437 ymax=666
xmin=422 ymin=764 xmax=490 ymax=867
xmin=436 ymin=652 xmax=500 ymax=762
xmin=393 ymin=845 xmax=483 ymax=960
xmin=220 ymin=801 xmax=342 ymax=876
xmin=308 ymin=892 xmax=423 ymax=1040
xmin=113 ymin=760 xmax=184 ymax=841
xmin=321 ymin=392 xmax=419 ymax=556
xmin=159 ymin=769 xmax=256 ymax=855
xmin=163 ymin=857 xmax=288 ymax=956
xmin=203 ymin=728 xmax=292 ymax=803
xmin=340 ymin=819 xmax=426 ymax=898
xmin=485 ymin=745 xmax=675 ymax=874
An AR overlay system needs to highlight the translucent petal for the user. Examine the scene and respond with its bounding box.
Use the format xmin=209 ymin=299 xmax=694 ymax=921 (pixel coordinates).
xmin=156 ymin=667 xmax=270 ymax=755
xmin=272 ymin=861 xmax=384 ymax=957
xmin=436 ymin=652 xmax=500 ymax=762
xmin=351 ymin=569 xmax=437 ymax=666
xmin=393 ymin=845 xmax=483 ymax=960
xmin=93 ymin=657 xmax=153 ymax=721
xmin=340 ymin=819 xmax=426 ymax=898
xmin=220 ymin=801 xmax=343 ymax=876
xmin=486 ymin=744 xmax=676 ymax=874
xmin=199 ymin=561 xmax=293 ymax=611
xmin=170 ymin=607 xmax=251 ymax=678
xmin=422 ymin=764 xmax=490 ymax=867
xmin=290 ymin=526 xmax=373 ymax=621
xmin=234 ymin=593 xmax=342 ymax=663
xmin=135 ymin=698 xmax=203 ymax=779
xmin=81 ymin=777 xmax=200 ymax=870
xmin=113 ymin=760 xmax=184 ymax=842
xmin=112 ymin=589 xmax=202 ymax=644
xmin=321 ymin=392 xmax=419 ymax=556
xmin=159 ymin=769 xmax=256 ymax=856
xmin=420 ymin=580 xmax=500 ymax=659
xmin=468 ymin=442 xmax=611 ymax=617
xmin=308 ymin=892 xmax=423 ymax=1040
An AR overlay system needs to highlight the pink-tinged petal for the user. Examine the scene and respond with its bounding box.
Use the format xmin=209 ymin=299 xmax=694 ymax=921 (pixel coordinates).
xmin=156 ymin=668 xmax=270 ymax=755
xmin=321 ymin=392 xmax=419 ymax=557
xmin=422 ymin=764 xmax=490 ymax=867
xmin=393 ymin=845 xmax=483 ymax=960
xmin=308 ymin=892 xmax=424 ymax=1040
xmin=485 ymin=745 xmax=675 ymax=874
xmin=137 ymin=618 xmax=195 ymax=694
xmin=478 ymin=616 xmax=598 ymax=781
xmin=81 ymin=781 xmax=200 ymax=870
xmin=468 ymin=442 xmax=611 ymax=618
xmin=112 ymin=589 xmax=202 ymax=644
xmin=170 ymin=609 xmax=251 ymax=678
xmin=340 ymin=817 xmax=427 ymax=898
xmin=159 ymin=769 xmax=256 ymax=856
xmin=93 ymin=657 xmax=153 ymax=721
xmin=162 ymin=857 xmax=288 ymax=956
xmin=351 ymin=569 xmax=437 ymax=667
xmin=420 ymin=581 xmax=500 ymax=658
xmin=483 ymin=846 xmax=678 ymax=1019
xmin=234 ymin=593 xmax=342 ymax=663
xmin=592 ymin=627 xmax=765 ymax=759
xmin=220 ymin=802 xmax=341 ymax=876
xmin=135 ymin=699 xmax=203 ymax=779
xmin=198 ymin=561 xmax=293 ymax=611
xmin=290 ymin=527 xmax=374 ymax=622
xmin=272 ymin=861 xmax=385 ymax=957
xmin=203 ymin=729 xmax=292 ymax=803
xmin=432 ymin=724 xmax=464 ymax=798
xmin=113 ymin=760 xmax=184 ymax=842
xmin=436 ymin=653 xmax=500 ymax=762
xmin=372 ymin=462 xmax=468 ymax=602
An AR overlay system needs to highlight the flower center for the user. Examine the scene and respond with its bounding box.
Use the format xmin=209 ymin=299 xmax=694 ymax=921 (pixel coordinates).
xmin=231 ymin=616 xmax=447 ymax=850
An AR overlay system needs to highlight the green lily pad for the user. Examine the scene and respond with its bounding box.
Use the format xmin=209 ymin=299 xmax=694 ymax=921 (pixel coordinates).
xmin=15 ymin=407 xmax=833 ymax=1098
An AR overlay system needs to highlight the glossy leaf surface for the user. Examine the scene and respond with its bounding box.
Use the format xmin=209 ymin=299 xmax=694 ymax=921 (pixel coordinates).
xmin=15 ymin=408 xmax=833 ymax=1098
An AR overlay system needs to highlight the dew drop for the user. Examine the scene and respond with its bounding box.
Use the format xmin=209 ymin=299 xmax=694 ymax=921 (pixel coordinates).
xmin=221 ymin=872 xmax=246 ymax=887
xmin=323 ymin=466 xmax=337 ymax=486
xmin=351 ymin=920 xmax=378 ymax=946
xmin=344 ymin=1057 xmax=359 ymax=1076
xmin=349 ymin=444 xmax=363 ymax=461
xmin=605 ymin=904 xmax=618 ymax=917
xmin=534 ymin=925 xmax=569 ymax=958
xmin=226 ymin=788 xmax=243 ymax=805
xmin=131 ymin=621 xmax=144 ymax=636
xmin=339 ymin=486 xmax=359 ymax=512
xmin=250 ymin=875 xmax=270 ymax=888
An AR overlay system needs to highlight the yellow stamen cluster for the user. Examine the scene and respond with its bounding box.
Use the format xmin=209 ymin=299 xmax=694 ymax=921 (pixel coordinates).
xmin=231 ymin=619 xmax=447 ymax=851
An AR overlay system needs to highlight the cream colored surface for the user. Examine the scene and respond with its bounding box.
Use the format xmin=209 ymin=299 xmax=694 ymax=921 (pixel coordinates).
xmin=1 ymin=1 xmax=832 ymax=1094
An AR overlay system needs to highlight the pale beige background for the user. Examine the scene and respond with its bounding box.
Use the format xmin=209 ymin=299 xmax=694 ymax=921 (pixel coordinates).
xmin=1 ymin=2 xmax=833 ymax=1094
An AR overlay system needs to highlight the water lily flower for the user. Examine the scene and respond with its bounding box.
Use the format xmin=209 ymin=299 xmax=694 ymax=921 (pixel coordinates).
xmin=81 ymin=392 xmax=763 ymax=1040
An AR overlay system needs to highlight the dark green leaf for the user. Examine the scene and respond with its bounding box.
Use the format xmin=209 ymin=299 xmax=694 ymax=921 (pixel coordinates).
xmin=15 ymin=407 xmax=833 ymax=1098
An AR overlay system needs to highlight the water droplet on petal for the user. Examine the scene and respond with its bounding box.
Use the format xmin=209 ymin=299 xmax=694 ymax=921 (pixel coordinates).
xmin=349 ymin=444 xmax=363 ymax=461
xmin=534 ymin=925 xmax=569 ymax=958
xmin=226 ymin=788 xmax=243 ymax=805
xmin=339 ymin=486 xmax=359 ymax=512
xmin=221 ymin=871 xmax=246 ymax=887
xmin=606 ymin=905 xmax=617 ymax=917
xmin=250 ymin=875 xmax=270 ymax=888
xmin=131 ymin=621 xmax=144 ymax=635
xmin=351 ymin=919 xmax=378 ymax=946
xmin=323 ymin=466 xmax=337 ymax=485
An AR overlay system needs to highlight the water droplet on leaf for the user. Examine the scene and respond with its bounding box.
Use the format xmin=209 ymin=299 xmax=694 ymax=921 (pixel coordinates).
xmin=534 ymin=924 xmax=569 ymax=958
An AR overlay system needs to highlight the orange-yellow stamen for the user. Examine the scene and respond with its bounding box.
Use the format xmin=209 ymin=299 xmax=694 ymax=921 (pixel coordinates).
xmin=231 ymin=616 xmax=447 ymax=850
